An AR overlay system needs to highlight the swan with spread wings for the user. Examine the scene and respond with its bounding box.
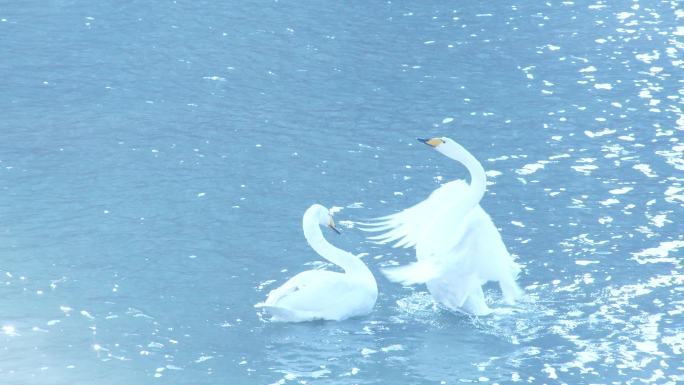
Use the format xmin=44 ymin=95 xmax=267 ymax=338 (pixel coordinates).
xmin=361 ymin=137 xmax=522 ymax=315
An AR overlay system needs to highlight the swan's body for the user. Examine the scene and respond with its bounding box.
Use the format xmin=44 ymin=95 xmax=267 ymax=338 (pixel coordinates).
xmin=256 ymin=204 xmax=377 ymax=322
xmin=362 ymin=137 xmax=522 ymax=315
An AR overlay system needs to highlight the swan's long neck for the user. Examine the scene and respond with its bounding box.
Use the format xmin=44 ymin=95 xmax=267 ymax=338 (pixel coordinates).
xmin=303 ymin=214 xmax=372 ymax=278
xmin=445 ymin=145 xmax=486 ymax=208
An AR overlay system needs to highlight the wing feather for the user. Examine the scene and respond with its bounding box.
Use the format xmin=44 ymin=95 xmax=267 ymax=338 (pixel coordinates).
xmin=359 ymin=180 xmax=470 ymax=250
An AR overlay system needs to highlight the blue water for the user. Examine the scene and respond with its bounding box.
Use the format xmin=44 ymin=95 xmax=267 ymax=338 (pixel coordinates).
xmin=2 ymin=0 xmax=683 ymax=384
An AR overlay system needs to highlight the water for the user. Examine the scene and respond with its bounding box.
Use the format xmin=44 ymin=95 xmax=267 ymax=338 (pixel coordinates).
xmin=1 ymin=0 xmax=683 ymax=383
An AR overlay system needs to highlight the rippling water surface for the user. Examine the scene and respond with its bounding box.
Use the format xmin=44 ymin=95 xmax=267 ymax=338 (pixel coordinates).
xmin=1 ymin=0 xmax=683 ymax=384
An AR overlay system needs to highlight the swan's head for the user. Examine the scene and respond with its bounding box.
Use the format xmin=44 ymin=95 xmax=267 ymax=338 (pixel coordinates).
xmin=308 ymin=204 xmax=341 ymax=234
xmin=417 ymin=137 xmax=464 ymax=156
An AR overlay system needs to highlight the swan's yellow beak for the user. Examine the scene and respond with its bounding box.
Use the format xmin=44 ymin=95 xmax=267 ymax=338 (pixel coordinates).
xmin=328 ymin=215 xmax=341 ymax=234
xmin=417 ymin=137 xmax=445 ymax=148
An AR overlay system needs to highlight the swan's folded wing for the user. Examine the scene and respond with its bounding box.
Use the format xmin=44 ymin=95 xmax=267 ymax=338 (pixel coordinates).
xmin=359 ymin=180 xmax=470 ymax=249
xmin=259 ymin=270 xmax=348 ymax=310
xmin=259 ymin=270 xmax=322 ymax=307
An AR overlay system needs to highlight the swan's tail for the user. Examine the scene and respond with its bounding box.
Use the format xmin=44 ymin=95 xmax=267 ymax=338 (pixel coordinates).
xmin=498 ymin=275 xmax=523 ymax=305
xmin=382 ymin=260 xmax=442 ymax=285
xmin=254 ymin=303 xmax=298 ymax=322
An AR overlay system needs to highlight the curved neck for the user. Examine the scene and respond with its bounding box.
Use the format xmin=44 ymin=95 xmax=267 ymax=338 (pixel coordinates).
xmin=444 ymin=145 xmax=486 ymax=207
xmin=303 ymin=215 xmax=371 ymax=277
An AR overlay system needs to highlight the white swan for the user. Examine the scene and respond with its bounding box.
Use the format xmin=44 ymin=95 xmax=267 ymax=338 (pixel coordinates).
xmin=361 ymin=137 xmax=522 ymax=315
xmin=255 ymin=204 xmax=378 ymax=322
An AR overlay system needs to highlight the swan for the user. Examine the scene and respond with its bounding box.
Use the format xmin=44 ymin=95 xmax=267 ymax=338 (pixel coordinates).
xmin=361 ymin=137 xmax=522 ymax=315
xmin=255 ymin=204 xmax=378 ymax=322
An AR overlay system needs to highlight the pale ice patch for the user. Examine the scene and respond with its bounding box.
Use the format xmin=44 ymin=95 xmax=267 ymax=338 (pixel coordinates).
xmin=572 ymin=158 xmax=598 ymax=175
xmin=579 ymin=66 xmax=597 ymax=73
xmin=594 ymin=83 xmax=612 ymax=90
xmin=584 ymin=128 xmax=615 ymax=137
xmin=346 ymin=202 xmax=364 ymax=209
xmin=600 ymin=198 xmax=620 ymax=206
xmin=575 ymin=260 xmax=599 ymax=266
xmin=664 ymin=186 xmax=684 ymax=204
xmin=648 ymin=214 xmax=670 ymax=228
xmin=361 ymin=348 xmax=377 ymax=356
xmin=655 ymin=144 xmax=684 ymax=171
xmin=635 ymin=51 xmax=660 ymax=64
xmin=662 ymin=334 xmax=684 ymax=355
xmin=511 ymin=221 xmax=525 ymax=227
xmin=542 ymin=364 xmax=558 ymax=379
xmin=609 ymin=187 xmax=633 ymax=194
xmin=634 ymin=341 xmax=660 ymax=355
xmin=2 ymin=325 xmax=18 ymax=336
xmin=632 ymin=241 xmax=684 ymax=265
xmin=442 ymin=117 xmax=454 ymax=124
xmin=195 ymin=355 xmax=213 ymax=363
xmin=572 ymin=165 xmax=598 ymax=174
xmin=633 ymin=164 xmax=657 ymax=177
xmin=598 ymin=216 xmax=613 ymax=224
xmin=80 ymin=310 xmax=95 ymax=319
xmin=256 ymin=279 xmax=276 ymax=291
xmin=381 ymin=344 xmax=404 ymax=352
xmin=616 ymin=12 xmax=634 ymax=20
xmin=516 ymin=162 xmax=547 ymax=175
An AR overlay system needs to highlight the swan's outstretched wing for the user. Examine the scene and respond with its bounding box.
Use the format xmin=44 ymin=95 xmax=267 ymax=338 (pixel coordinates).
xmin=359 ymin=180 xmax=470 ymax=249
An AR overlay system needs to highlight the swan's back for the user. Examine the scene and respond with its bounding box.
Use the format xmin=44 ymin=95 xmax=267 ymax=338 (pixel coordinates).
xmin=259 ymin=269 xmax=377 ymax=322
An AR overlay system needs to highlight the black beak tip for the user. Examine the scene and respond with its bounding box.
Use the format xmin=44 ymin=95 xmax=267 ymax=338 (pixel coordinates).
xmin=417 ymin=138 xmax=429 ymax=144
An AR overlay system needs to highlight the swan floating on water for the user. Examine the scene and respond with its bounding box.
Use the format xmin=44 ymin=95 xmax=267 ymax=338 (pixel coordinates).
xmin=361 ymin=137 xmax=522 ymax=315
xmin=256 ymin=204 xmax=378 ymax=322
